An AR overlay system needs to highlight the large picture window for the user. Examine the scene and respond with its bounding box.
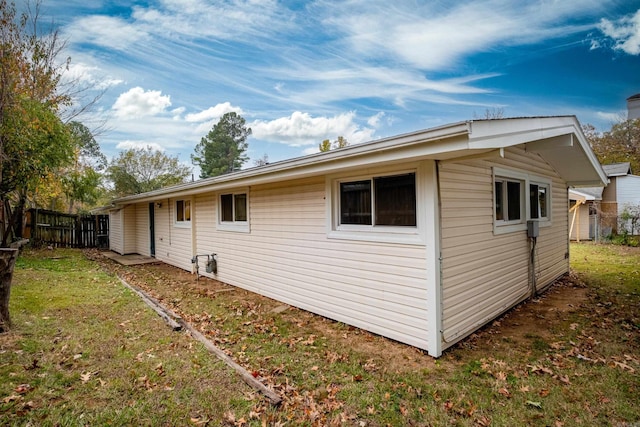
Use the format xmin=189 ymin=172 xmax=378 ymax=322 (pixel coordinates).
xmin=340 ymin=173 xmax=416 ymax=227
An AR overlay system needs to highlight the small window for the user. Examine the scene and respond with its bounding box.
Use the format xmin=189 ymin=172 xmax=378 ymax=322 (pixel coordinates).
xmin=220 ymin=192 xmax=247 ymax=223
xmin=493 ymin=168 xmax=552 ymax=234
xmin=339 ymin=173 xmax=416 ymax=227
xmin=176 ymin=199 xmax=191 ymax=223
xmin=494 ymin=177 xmax=523 ymax=222
xmin=530 ymin=183 xmax=549 ymax=219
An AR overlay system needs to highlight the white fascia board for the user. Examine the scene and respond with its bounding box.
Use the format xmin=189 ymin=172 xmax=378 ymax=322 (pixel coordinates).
xmin=112 ymin=122 xmax=472 ymax=206
xmin=467 ymin=117 xmax=577 ymax=149
xmin=569 ymin=189 xmax=593 ymax=201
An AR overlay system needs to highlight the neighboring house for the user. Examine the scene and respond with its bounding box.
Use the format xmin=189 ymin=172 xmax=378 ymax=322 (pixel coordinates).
xmin=569 ymin=187 xmax=603 ymax=241
xmin=600 ymin=162 xmax=640 ymax=235
xmin=108 ymin=116 xmax=606 ymax=357
xmin=628 ymin=93 xmax=640 ymax=120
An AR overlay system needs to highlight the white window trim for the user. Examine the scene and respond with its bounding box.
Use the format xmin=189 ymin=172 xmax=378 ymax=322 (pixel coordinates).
xmin=493 ymin=167 xmax=552 ymax=235
xmin=326 ymin=164 xmax=426 ymax=245
xmin=529 ymin=179 xmax=551 ymax=222
xmin=174 ymin=198 xmax=192 ymax=228
xmin=217 ymin=189 xmax=250 ymax=233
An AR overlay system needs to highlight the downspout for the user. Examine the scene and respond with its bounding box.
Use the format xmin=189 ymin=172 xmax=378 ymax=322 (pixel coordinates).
xmin=167 ymin=198 xmax=172 ymax=246
xmin=435 ymin=160 xmax=444 ymax=350
xmin=425 ymin=159 xmax=443 ymax=357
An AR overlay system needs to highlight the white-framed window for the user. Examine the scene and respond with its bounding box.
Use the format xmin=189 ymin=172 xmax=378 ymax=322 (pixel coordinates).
xmin=529 ymin=181 xmax=550 ymax=220
xmin=218 ymin=190 xmax=249 ymax=232
xmin=494 ymin=177 xmax=524 ymax=223
xmin=175 ymin=199 xmax=191 ymax=225
xmin=339 ymin=173 xmax=417 ymax=227
xmin=493 ymin=167 xmax=551 ymax=234
xmin=328 ymin=167 xmax=426 ymax=244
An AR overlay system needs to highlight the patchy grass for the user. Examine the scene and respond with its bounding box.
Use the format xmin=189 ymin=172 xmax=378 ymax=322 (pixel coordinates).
xmin=2 ymin=244 xmax=639 ymax=426
xmin=0 ymin=249 xmax=251 ymax=426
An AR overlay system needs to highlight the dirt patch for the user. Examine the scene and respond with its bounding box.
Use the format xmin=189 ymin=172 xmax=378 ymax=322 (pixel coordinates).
xmin=89 ymin=250 xmax=589 ymax=366
xmin=454 ymin=273 xmax=589 ymax=354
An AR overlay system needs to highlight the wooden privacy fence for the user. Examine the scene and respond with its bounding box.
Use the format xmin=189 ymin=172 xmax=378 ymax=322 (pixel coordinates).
xmin=24 ymin=209 xmax=109 ymax=248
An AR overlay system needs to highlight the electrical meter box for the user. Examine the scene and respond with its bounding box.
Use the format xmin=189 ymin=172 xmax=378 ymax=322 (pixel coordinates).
xmin=527 ymin=220 xmax=539 ymax=238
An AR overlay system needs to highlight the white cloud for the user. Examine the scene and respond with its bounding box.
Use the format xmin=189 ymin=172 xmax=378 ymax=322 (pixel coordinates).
xmin=112 ymin=87 xmax=172 ymax=119
xmin=596 ymin=111 xmax=626 ymax=123
xmin=171 ymin=107 xmax=186 ymax=120
xmin=598 ymin=9 xmax=640 ymax=55
xmin=251 ymin=111 xmax=376 ymax=147
xmin=65 ymin=15 xmax=148 ymax=50
xmin=185 ymin=103 xmax=243 ymax=122
xmin=115 ymin=140 xmax=165 ymax=152
xmin=63 ymin=62 xmax=124 ymax=90
xmin=367 ymin=112 xmax=386 ymax=128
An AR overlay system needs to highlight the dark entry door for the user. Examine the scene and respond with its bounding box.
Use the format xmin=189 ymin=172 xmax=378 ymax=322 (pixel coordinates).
xmin=149 ymin=203 xmax=156 ymax=257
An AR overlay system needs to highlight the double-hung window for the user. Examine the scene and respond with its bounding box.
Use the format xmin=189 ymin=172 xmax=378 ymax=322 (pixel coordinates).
xmin=529 ymin=182 xmax=549 ymax=220
xmin=218 ymin=191 xmax=249 ymax=232
xmin=494 ymin=178 xmax=523 ymax=222
xmin=493 ymin=167 xmax=551 ymax=234
xmin=175 ymin=199 xmax=191 ymax=225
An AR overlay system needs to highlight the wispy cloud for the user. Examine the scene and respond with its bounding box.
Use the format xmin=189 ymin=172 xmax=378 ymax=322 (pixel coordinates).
xmin=131 ymin=0 xmax=292 ymax=41
xmin=65 ymin=15 xmax=149 ymax=50
xmin=319 ymin=0 xmax=608 ymax=70
xmin=56 ymin=0 xmax=635 ymax=165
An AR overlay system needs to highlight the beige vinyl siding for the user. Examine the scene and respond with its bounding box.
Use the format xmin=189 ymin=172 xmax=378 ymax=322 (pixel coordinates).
xmin=440 ymin=146 xmax=569 ymax=346
xmin=195 ymin=176 xmax=431 ymax=350
xmin=135 ymin=203 xmax=151 ymax=256
xmin=122 ymin=205 xmax=137 ymax=254
xmin=109 ymin=209 xmax=123 ymax=254
xmin=153 ymin=198 xmax=194 ymax=272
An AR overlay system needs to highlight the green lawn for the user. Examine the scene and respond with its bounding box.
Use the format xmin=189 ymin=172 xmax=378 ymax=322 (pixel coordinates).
xmin=1 ymin=244 xmax=638 ymax=426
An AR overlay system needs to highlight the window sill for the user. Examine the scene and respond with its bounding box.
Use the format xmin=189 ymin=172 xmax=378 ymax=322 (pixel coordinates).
xmin=217 ymin=222 xmax=250 ymax=233
xmin=173 ymin=222 xmax=191 ymax=229
xmin=328 ymin=228 xmax=424 ymax=245
xmin=494 ymin=219 xmax=551 ymax=235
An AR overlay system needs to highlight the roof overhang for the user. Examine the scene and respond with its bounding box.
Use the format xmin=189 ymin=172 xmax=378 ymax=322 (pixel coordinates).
xmin=467 ymin=117 xmax=608 ymax=187
xmin=112 ymin=116 xmax=608 ymax=206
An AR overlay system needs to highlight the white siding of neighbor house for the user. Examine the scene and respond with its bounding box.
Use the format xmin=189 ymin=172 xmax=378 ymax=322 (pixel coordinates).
xmin=570 ymin=203 xmax=591 ymax=241
xmin=109 ymin=209 xmax=123 ymax=254
xmin=194 ymin=175 xmax=431 ymax=350
xmin=135 ymin=203 xmax=151 ymax=257
xmin=151 ymin=198 xmax=194 ymax=272
xmin=123 ymin=205 xmax=137 ymax=254
xmin=617 ymin=175 xmax=640 ymax=234
xmin=439 ymin=146 xmax=569 ymax=347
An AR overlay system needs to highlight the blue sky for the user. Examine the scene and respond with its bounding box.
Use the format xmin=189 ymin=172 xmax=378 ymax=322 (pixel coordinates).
xmin=44 ymin=0 xmax=640 ymax=171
